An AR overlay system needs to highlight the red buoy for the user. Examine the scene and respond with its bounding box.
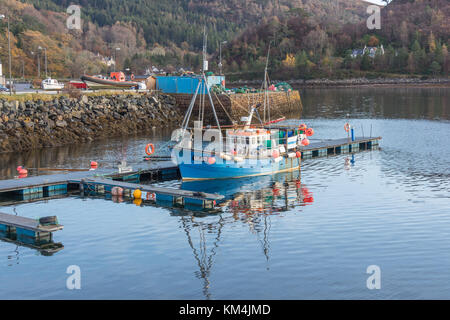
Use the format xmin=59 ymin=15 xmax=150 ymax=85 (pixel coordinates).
xmin=299 ymin=124 xmax=307 ymax=131
xmin=90 ymin=161 xmax=98 ymax=169
xmin=207 ymin=157 xmax=216 ymax=165
xmin=296 ymin=151 xmax=302 ymax=158
xmin=301 ymin=138 xmax=310 ymax=146
xmin=306 ymin=128 xmax=314 ymax=137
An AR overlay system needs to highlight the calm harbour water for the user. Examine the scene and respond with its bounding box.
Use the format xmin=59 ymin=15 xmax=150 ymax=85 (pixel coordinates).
xmin=0 ymin=87 xmax=449 ymax=299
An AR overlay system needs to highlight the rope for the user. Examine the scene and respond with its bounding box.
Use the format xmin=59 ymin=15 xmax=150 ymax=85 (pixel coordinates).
xmin=212 ymin=91 xmax=235 ymax=124
xmin=221 ymin=91 xmax=260 ymax=123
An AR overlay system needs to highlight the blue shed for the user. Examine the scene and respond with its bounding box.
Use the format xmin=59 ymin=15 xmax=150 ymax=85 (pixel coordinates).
xmin=156 ymin=75 xmax=225 ymax=94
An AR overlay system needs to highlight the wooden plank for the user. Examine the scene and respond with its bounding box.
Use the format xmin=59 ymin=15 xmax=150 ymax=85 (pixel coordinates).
xmin=0 ymin=212 xmax=64 ymax=232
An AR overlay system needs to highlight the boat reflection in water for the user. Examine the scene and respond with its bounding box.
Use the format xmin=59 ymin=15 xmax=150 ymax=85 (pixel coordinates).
xmin=181 ymin=169 xmax=313 ymax=216
xmin=177 ymin=169 xmax=313 ymax=299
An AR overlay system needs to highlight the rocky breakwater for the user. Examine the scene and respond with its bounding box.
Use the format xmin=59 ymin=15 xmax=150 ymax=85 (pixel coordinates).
xmin=0 ymin=93 xmax=183 ymax=153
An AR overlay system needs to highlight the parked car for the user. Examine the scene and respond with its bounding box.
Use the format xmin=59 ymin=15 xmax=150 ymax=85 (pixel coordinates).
xmin=0 ymin=84 xmax=9 ymax=92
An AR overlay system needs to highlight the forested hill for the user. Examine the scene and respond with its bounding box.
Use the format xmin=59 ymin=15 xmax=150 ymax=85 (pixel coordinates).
xmin=26 ymin=0 xmax=369 ymax=48
xmin=0 ymin=0 xmax=448 ymax=79
xmin=223 ymin=0 xmax=449 ymax=79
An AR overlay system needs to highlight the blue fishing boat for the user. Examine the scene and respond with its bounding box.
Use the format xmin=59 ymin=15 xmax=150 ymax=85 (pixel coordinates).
xmin=170 ymin=35 xmax=313 ymax=181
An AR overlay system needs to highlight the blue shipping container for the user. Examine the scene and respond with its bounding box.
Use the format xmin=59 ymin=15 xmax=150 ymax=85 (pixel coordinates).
xmin=156 ymin=76 xmax=225 ymax=94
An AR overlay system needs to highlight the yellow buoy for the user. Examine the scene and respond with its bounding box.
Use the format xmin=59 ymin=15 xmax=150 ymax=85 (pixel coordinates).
xmin=133 ymin=189 xmax=142 ymax=199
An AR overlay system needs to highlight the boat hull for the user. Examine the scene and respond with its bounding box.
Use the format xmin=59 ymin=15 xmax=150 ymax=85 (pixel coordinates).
xmin=176 ymin=150 xmax=301 ymax=180
xmin=81 ymin=75 xmax=138 ymax=89
xmin=42 ymin=85 xmax=64 ymax=90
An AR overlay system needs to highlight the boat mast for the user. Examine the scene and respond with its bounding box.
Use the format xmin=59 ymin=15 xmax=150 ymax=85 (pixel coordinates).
xmin=263 ymin=43 xmax=271 ymax=123
xmin=201 ymin=27 xmax=221 ymax=132
xmin=180 ymin=27 xmax=221 ymax=133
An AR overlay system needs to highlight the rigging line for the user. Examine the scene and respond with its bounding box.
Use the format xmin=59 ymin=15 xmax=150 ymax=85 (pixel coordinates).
xmin=182 ymin=80 xmax=202 ymax=132
xmin=181 ymin=216 xmax=211 ymax=299
xmin=221 ymin=92 xmax=260 ymax=123
xmin=204 ymin=73 xmax=222 ymax=132
xmin=202 ymin=79 xmax=206 ymax=124
xmin=212 ymin=91 xmax=234 ymax=124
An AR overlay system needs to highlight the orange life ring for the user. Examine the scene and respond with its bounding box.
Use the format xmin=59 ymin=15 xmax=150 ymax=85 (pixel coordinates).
xmin=344 ymin=123 xmax=350 ymax=132
xmin=145 ymin=143 xmax=155 ymax=156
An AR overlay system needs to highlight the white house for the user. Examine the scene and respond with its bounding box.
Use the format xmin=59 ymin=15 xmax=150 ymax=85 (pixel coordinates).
xmin=351 ymin=45 xmax=385 ymax=58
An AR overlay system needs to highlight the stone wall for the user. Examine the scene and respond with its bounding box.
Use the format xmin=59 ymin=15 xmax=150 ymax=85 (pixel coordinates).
xmin=169 ymin=90 xmax=303 ymax=125
xmin=0 ymin=93 xmax=183 ymax=153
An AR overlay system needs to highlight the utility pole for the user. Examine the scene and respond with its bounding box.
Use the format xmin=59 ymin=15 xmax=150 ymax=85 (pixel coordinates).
xmin=114 ymin=47 xmax=120 ymax=72
xmin=37 ymin=52 xmax=40 ymax=78
xmin=0 ymin=14 xmax=12 ymax=95
xmin=38 ymin=46 xmax=47 ymax=78
xmin=219 ymin=41 xmax=227 ymax=76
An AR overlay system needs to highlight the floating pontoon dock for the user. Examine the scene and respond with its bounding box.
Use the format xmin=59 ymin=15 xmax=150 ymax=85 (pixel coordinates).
xmin=0 ymin=212 xmax=63 ymax=233
xmin=300 ymin=136 xmax=381 ymax=158
xmin=0 ymin=137 xmax=380 ymax=206
xmin=0 ymin=211 xmax=64 ymax=255
xmin=80 ymin=178 xmax=224 ymax=208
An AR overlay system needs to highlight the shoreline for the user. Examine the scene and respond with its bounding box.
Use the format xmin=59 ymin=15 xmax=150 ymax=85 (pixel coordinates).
xmin=0 ymin=93 xmax=183 ymax=154
xmin=229 ymin=77 xmax=450 ymax=88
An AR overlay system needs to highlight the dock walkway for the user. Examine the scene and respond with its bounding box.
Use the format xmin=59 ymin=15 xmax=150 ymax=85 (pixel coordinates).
xmin=0 ymin=161 xmax=177 ymax=194
xmin=81 ymin=178 xmax=224 ymax=201
xmin=299 ymin=136 xmax=380 ymax=158
xmin=0 ymin=211 xmax=63 ymax=233
xmin=0 ymin=137 xmax=380 ymax=205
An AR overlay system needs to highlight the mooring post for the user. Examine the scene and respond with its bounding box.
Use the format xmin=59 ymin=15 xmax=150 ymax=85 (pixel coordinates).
xmin=351 ymin=128 xmax=355 ymax=142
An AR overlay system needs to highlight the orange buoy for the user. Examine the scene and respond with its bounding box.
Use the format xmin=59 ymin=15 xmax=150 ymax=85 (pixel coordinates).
xmin=133 ymin=189 xmax=142 ymax=199
xmin=16 ymin=166 xmax=23 ymax=172
xmin=19 ymin=168 xmax=28 ymax=175
xmin=272 ymin=150 xmax=280 ymax=158
xmin=145 ymin=143 xmax=155 ymax=156
xmin=90 ymin=161 xmax=98 ymax=169
xmin=296 ymin=151 xmax=302 ymax=158
xmin=344 ymin=123 xmax=350 ymax=132
xmin=207 ymin=157 xmax=216 ymax=165
xmin=299 ymin=123 xmax=307 ymax=131
xmin=306 ymin=128 xmax=314 ymax=137
xmin=301 ymin=138 xmax=310 ymax=146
